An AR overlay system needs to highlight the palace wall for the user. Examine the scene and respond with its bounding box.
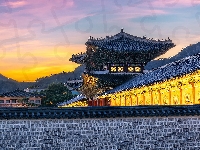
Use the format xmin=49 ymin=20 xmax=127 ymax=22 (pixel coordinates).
xmin=1 ymin=106 xmax=200 ymax=149
xmin=1 ymin=116 xmax=200 ymax=149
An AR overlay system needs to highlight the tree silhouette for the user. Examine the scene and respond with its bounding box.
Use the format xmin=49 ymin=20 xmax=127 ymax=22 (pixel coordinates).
xmin=79 ymin=74 xmax=102 ymax=101
xmin=41 ymin=83 xmax=73 ymax=107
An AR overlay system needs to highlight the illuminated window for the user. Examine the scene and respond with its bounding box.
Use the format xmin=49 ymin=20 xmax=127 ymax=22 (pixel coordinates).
xmin=118 ymin=67 xmax=123 ymax=72
xmin=111 ymin=67 xmax=116 ymax=72
xmin=128 ymin=67 xmax=134 ymax=72
xmin=135 ymin=67 xmax=141 ymax=72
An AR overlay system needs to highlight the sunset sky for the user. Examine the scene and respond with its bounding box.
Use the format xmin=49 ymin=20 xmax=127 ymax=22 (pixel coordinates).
xmin=1 ymin=0 xmax=200 ymax=82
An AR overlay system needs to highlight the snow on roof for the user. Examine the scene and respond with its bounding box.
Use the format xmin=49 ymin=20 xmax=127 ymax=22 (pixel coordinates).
xmin=105 ymin=53 xmax=200 ymax=95
xmin=57 ymin=94 xmax=86 ymax=106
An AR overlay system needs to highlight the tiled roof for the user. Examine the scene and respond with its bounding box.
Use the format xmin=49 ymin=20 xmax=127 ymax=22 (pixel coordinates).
xmin=1 ymin=105 xmax=200 ymax=119
xmin=57 ymin=94 xmax=86 ymax=106
xmin=86 ymin=30 xmax=175 ymax=52
xmin=0 ymin=89 xmax=41 ymax=98
xmin=70 ymin=53 xmax=86 ymax=64
xmin=106 ymin=53 xmax=200 ymax=95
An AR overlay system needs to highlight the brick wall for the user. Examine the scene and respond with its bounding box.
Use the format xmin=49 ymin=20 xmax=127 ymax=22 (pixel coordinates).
xmin=1 ymin=116 xmax=200 ymax=149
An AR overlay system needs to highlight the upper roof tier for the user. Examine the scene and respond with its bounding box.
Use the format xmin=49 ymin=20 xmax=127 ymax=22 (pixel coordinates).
xmin=86 ymin=29 xmax=175 ymax=52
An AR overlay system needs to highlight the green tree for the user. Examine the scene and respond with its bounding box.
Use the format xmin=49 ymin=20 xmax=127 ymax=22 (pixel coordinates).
xmin=79 ymin=74 xmax=103 ymax=101
xmin=41 ymin=83 xmax=73 ymax=107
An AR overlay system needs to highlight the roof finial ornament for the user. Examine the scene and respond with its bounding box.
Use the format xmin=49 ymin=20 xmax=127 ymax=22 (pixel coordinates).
xmin=121 ymin=28 xmax=124 ymax=33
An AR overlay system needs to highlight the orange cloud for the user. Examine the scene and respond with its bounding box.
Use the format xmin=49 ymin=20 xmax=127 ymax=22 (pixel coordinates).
xmin=0 ymin=44 xmax=84 ymax=82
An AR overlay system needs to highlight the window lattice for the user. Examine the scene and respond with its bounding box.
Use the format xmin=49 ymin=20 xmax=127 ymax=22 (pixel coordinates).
xmin=111 ymin=67 xmax=117 ymax=72
xmin=128 ymin=67 xmax=134 ymax=72
xmin=118 ymin=67 xmax=123 ymax=72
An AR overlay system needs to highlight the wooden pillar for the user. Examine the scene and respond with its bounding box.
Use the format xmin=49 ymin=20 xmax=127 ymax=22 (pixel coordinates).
xmin=127 ymin=95 xmax=129 ymax=106
xmin=96 ymin=99 xmax=98 ymax=106
xmin=93 ymin=100 xmax=95 ymax=106
xmin=98 ymin=99 xmax=101 ymax=106
xmin=127 ymin=95 xmax=131 ymax=106
xmin=107 ymin=99 xmax=110 ymax=106
xmin=109 ymin=97 xmax=111 ymax=106
xmin=194 ymin=83 xmax=199 ymax=104
xmin=129 ymin=95 xmax=132 ymax=106
xmin=131 ymin=95 xmax=135 ymax=106
xmin=150 ymin=91 xmax=153 ymax=105
xmin=169 ymin=89 xmax=171 ymax=105
xmin=180 ymin=88 xmax=182 ymax=105
xmin=101 ymin=98 xmax=104 ymax=106
xmin=136 ymin=95 xmax=138 ymax=105
xmin=92 ymin=100 xmax=94 ymax=106
xmin=95 ymin=100 xmax=97 ymax=106
xmin=104 ymin=98 xmax=106 ymax=106
xmin=110 ymin=97 xmax=112 ymax=106
xmin=142 ymin=93 xmax=145 ymax=105
xmin=116 ymin=96 xmax=119 ymax=106
xmin=105 ymin=97 xmax=108 ymax=106
xmin=158 ymin=90 xmax=161 ymax=105
xmin=191 ymin=83 xmax=195 ymax=104
xmin=88 ymin=100 xmax=92 ymax=106
xmin=123 ymin=95 xmax=125 ymax=106
xmin=120 ymin=95 xmax=122 ymax=106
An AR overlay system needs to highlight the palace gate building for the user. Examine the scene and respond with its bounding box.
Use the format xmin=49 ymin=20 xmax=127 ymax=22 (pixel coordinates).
xmin=70 ymin=29 xmax=174 ymax=87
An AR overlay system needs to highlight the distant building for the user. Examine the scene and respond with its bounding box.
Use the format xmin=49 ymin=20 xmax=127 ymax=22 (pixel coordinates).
xmin=0 ymin=89 xmax=42 ymax=107
xmin=24 ymin=88 xmax=45 ymax=93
